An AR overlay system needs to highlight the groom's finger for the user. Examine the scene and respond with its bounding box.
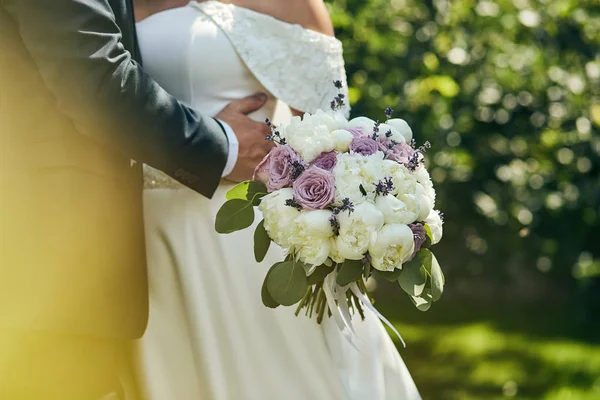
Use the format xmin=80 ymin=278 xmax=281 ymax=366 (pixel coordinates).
xmin=231 ymin=93 xmax=269 ymax=115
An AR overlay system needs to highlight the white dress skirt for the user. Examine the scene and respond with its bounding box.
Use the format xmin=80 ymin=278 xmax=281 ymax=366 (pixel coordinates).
xmin=135 ymin=2 xmax=422 ymax=399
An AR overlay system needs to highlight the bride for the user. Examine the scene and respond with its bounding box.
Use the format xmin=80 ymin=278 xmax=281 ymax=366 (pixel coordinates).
xmin=133 ymin=1 xmax=421 ymax=399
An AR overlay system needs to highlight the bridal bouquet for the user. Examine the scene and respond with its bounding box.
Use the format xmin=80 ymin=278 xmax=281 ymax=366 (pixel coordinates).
xmin=215 ymin=83 xmax=444 ymax=343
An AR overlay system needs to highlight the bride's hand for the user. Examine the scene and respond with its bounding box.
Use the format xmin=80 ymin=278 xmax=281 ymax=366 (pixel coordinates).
xmin=216 ymin=93 xmax=274 ymax=182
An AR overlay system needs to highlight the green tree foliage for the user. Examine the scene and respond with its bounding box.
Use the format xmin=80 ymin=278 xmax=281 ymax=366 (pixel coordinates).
xmin=327 ymin=0 xmax=600 ymax=289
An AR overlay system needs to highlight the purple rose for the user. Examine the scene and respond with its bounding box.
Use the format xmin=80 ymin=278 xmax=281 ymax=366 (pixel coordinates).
xmin=346 ymin=127 xmax=370 ymax=139
xmin=408 ymin=223 xmax=427 ymax=260
xmin=350 ymin=136 xmax=379 ymax=156
xmin=312 ymin=151 xmax=337 ymax=172
xmin=292 ymin=166 xmax=335 ymax=210
xmin=379 ymin=139 xmax=415 ymax=164
xmin=253 ymin=145 xmax=301 ymax=192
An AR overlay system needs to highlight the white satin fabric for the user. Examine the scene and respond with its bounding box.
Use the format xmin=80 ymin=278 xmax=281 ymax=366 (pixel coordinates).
xmin=135 ymin=2 xmax=421 ymax=399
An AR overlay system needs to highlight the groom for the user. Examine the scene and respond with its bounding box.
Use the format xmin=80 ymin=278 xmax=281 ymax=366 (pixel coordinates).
xmin=0 ymin=0 xmax=272 ymax=398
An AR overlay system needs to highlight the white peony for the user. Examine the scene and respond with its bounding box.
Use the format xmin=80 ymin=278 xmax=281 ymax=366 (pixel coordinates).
xmin=424 ymin=209 xmax=443 ymax=245
xmin=296 ymin=239 xmax=331 ymax=266
xmin=333 ymin=152 xmax=370 ymax=205
xmin=415 ymin=183 xmax=433 ymax=222
xmin=330 ymin=129 xmax=354 ymax=152
xmin=324 ymin=109 xmax=350 ymax=131
xmin=375 ymin=193 xmax=420 ymax=225
xmin=328 ymin=237 xmax=345 ymax=263
xmin=347 ymin=116 xmax=377 ymax=133
xmin=391 ymin=163 xmax=418 ymax=197
xmin=303 ymin=109 xmax=346 ymax=132
xmin=335 ymin=202 xmax=384 ymax=260
xmin=385 ymin=118 xmax=413 ymax=142
xmin=369 ymin=224 xmax=415 ymax=272
xmin=258 ymin=188 xmax=300 ymax=248
xmin=295 ymin=210 xmax=335 ymax=239
xmin=378 ymin=122 xmax=405 ymax=143
xmin=281 ymin=115 xmax=334 ymax=162
xmin=414 ymin=165 xmax=436 ymax=206
xmin=293 ymin=210 xmax=335 ymax=266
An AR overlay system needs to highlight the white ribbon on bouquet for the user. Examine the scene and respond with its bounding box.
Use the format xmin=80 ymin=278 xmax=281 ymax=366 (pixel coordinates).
xmin=322 ymin=270 xmax=406 ymax=349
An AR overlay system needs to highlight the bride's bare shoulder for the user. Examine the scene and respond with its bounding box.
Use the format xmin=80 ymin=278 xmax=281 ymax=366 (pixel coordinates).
xmin=225 ymin=0 xmax=334 ymax=36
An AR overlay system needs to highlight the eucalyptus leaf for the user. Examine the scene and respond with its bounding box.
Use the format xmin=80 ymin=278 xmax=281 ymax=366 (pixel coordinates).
xmin=422 ymin=224 xmax=433 ymax=248
xmin=261 ymin=263 xmax=281 ymax=309
xmin=376 ymin=268 xmax=402 ymax=282
xmin=410 ymin=289 xmax=433 ymax=312
xmin=253 ymin=220 xmax=271 ymax=262
xmin=215 ymin=199 xmax=255 ymax=234
xmin=226 ymin=180 xmax=268 ymax=203
xmin=266 ymin=260 xmax=309 ymax=306
xmin=398 ymin=256 xmax=427 ymax=297
xmin=307 ymin=263 xmax=333 ymax=285
xmin=336 ymin=259 xmax=364 ymax=286
xmin=420 ymin=249 xmax=444 ymax=301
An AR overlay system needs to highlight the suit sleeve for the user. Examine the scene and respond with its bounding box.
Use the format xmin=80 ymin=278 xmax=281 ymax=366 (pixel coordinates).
xmin=1 ymin=0 xmax=228 ymax=197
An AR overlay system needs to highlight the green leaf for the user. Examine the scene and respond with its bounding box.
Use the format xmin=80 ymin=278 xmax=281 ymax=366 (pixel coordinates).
xmin=215 ymin=199 xmax=255 ymax=234
xmin=307 ymin=263 xmax=333 ymax=285
xmin=376 ymin=268 xmax=402 ymax=282
xmin=422 ymin=224 xmax=433 ymax=248
xmin=410 ymin=289 xmax=433 ymax=312
xmin=261 ymin=263 xmax=281 ymax=309
xmin=266 ymin=260 xmax=309 ymax=306
xmin=253 ymin=220 xmax=271 ymax=262
xmin=337 ymin=259 xmax=364 ymax=286
xmin=226 ymin=180 xmax=268 ymax=202
xmin=398 ymin=256 xmax=427 ymax=297
xmin=420 ymin=249 xmax=444 ymax=301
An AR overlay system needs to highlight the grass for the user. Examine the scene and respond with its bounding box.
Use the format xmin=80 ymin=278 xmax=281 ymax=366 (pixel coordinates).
xmin=373 ymin=286 xmax=600 ymax=400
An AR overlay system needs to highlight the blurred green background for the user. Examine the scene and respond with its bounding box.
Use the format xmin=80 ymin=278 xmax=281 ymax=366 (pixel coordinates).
xmin=325 ymin=0 xmax=600 ymax=398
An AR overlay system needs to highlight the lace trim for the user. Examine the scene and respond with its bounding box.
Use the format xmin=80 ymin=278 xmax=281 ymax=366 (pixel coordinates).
xmin=144 ymin=1 xmax=351 ymax=190
xmin=190 ymin=1 xmax=350 ymax=117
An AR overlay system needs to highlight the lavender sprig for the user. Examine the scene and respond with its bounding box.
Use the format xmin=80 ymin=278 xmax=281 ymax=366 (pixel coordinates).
xmin=385 ymin=107 xmax=393 ymax=118
xmin=289 ymin=160 xmax=306 ymax=182
xmin=285 ymin=198 xmax=302 ymax=211
xmin=406 ymin=140 xmax=432 ymax=171
xmin=371 ymin=120 xmax=381 ymax=140
xmin=265 ymin=118 xmax=287 ymax=145
xmin=329 ymin=198 xmax=355 ymax=235
xmin=374 ymin=177 xmax=395 ymax=196
xmin=330 ymin=81 xmax=346 ymax=112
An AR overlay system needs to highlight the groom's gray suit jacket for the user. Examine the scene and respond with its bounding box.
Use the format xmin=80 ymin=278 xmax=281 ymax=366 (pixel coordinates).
xmin=0 ymin=0 xmax=228 ymax=339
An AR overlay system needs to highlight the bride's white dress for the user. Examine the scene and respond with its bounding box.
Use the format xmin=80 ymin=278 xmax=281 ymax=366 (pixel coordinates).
xmin=135 ymin=2 xmax=421 ymax=399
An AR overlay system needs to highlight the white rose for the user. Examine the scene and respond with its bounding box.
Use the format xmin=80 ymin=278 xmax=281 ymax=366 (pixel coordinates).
xmin=369 ymin=224 xmax=415 ymax=272
xmin=347 ymin=116 xmax=376 ymax=133
xmin=414 ymin=166 xmax=436 ymax=206
xmin=335 ymin=202 xmax=384 ymax=260
xmin=416 ymin=183 xmax=433 ymax=222
xmin=424 ymin=209 xmax=443 ymax=245
xmin=375 ymin=193 xmax=419 ymax=224
xmin=258 ymin=188 xmax=300 ymax=248
xmin=385 ymin=118 xmax=413 ymax=142
xmin=378 ymin=123 xmax=405 ymax=143
xmin=281 ymin=116 xmax=334 ymax=162
xmin=331 ymin=129 xmax=353 ymax=152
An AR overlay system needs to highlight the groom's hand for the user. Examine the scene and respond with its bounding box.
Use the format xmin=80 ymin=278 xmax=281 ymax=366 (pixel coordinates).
xmin=216 ymin=93 xmax=274 ymax=182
